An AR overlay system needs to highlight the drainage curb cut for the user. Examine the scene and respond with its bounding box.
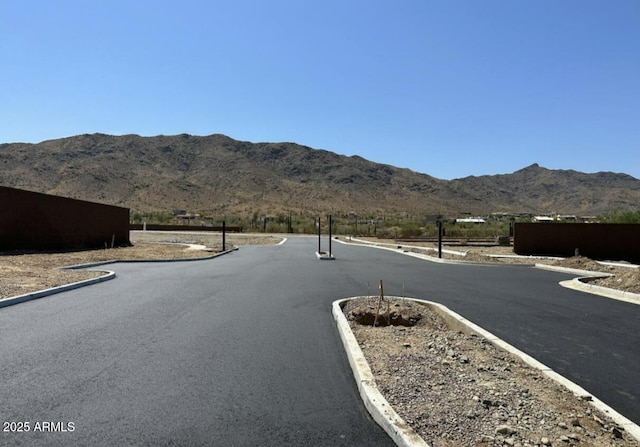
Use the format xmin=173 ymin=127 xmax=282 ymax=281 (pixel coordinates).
xmin=0 ymin=248 xmax=238 ymax=309
xmin=333 ymin=296 xmax=640 ymax=447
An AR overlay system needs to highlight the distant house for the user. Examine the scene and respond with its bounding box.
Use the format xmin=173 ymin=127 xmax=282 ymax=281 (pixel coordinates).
xmin=455 ymin=218 xmax=486 ymax=224
xmin=532 ymin=216 xmax=554 ymax=222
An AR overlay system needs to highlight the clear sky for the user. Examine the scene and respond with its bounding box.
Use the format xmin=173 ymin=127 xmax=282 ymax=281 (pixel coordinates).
xmin=2 ymin=0 xmax=639 ymax=180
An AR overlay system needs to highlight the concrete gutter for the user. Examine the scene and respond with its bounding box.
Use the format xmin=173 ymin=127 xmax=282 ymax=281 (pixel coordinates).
xmin=0 ymin=248 xmax=238 ymax=309
xmin=333 ymin=296 xmax=640 ymax=447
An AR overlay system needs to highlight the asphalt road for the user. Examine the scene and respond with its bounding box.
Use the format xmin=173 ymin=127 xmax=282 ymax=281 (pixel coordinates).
xmin=1 ymin=236 xmax=638 ymax=446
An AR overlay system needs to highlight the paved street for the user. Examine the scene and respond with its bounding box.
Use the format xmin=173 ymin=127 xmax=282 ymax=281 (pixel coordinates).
xmin=1 ymin=236 xmax=638 ymax=446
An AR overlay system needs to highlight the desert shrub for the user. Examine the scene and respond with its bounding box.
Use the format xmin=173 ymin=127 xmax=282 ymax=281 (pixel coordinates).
xmin=601 ymin=210 xmax=640 ymax=223
xmin=399 ymin=222 xmax=422 ymax=238
xmin=376 ymin=226 xmax=401 ymax=239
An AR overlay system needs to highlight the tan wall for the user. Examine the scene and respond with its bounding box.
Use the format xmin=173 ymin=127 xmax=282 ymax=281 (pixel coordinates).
xmin=0 ymin=186 xmax=130 ymax=251
xmin=514 ymin=222 xmax=640 ymax=262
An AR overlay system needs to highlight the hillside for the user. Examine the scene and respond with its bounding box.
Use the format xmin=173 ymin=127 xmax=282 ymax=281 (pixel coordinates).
xmin=0 ymin=134 xmax=638 ymax=217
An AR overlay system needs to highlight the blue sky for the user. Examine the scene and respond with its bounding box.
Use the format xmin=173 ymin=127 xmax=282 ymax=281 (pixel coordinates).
xmin=2 ymin=0 xmax=639 ymax=180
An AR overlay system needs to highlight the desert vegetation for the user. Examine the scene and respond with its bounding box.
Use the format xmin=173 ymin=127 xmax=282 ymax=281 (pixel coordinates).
xmin=128 ymin=208 xmax=640 ymax=242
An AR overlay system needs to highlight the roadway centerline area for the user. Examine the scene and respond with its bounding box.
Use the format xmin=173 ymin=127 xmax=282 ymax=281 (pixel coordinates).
xmin=0 ymin=236 xmax=638 ymax=446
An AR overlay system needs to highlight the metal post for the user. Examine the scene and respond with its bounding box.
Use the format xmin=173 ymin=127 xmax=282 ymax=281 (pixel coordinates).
xmin=438 ymin=218 xmax=443 ymax=259
xmin=318 ymin=217 xmax=321 ymax=254
xmin=328 ymin=215 xmax=332 ymax=256
xmin=222 ymin=220 xmax=226 ymax=251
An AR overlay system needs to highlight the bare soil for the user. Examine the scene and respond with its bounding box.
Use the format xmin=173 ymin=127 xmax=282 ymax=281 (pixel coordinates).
xmin=344 ymin=297 xmax=639 ymax=447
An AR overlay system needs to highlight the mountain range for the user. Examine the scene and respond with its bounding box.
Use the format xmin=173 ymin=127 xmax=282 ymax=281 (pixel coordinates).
xmin=1 ymin=133 xmax=638 ymax=217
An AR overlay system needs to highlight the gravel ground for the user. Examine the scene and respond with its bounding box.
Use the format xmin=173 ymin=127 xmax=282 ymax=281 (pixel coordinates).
xmin=344 ymin=297 xmax=639 ymax=447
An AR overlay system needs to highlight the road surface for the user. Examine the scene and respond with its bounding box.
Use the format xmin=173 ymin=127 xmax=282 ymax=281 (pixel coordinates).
xmin=1 ymin=236 xmax=638 ymax=446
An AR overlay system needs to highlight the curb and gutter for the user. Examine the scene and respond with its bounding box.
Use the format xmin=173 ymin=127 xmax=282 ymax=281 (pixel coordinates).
xmin=0 ymin=247 xmax=238 ymax=309
xmin=333 ymin=296 xmax=640 ymax=447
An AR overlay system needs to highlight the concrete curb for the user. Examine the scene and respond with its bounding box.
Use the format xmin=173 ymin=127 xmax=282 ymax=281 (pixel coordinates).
xmin=338 ymin=239 xmax=638 ymax=302
xmin=560 ymin=278 xmax=640 ymax=305
xmin=61 ymin=247 xmax=239 ymax=270
xmin=534 ymin=263 xmax=611 ymax=278
xmin=0 ymin=271 xmax=116 ymax=309
xmin=315 ymin=251 xmax=336 ymax=260
xmin=333 ymin=296 xmax=640 ymax=447
xmin=336 ymin=238 xmax=539 ymax=268
xmin=333 ymin=238 xmax=487 ymax=266
xmin=332 ymin=298 xmax=429 ymax=447
xmin=0 ymin=248 xmax=239 ymax=309
xmin=535 ymin=264 xmax=640 ymax=305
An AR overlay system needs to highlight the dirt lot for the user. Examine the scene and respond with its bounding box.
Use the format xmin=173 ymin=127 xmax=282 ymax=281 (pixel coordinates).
xmin=344 ymin=297 xmax=639 ymax=447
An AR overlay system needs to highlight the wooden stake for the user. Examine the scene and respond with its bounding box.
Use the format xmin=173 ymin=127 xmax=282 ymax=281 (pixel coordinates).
xmin=373 ymin=280 xmax=384 ymax=327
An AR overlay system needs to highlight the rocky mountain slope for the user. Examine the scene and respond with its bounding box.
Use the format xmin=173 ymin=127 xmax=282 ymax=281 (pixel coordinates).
xmin=1 ymin=133 xmax=638 ymax=216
